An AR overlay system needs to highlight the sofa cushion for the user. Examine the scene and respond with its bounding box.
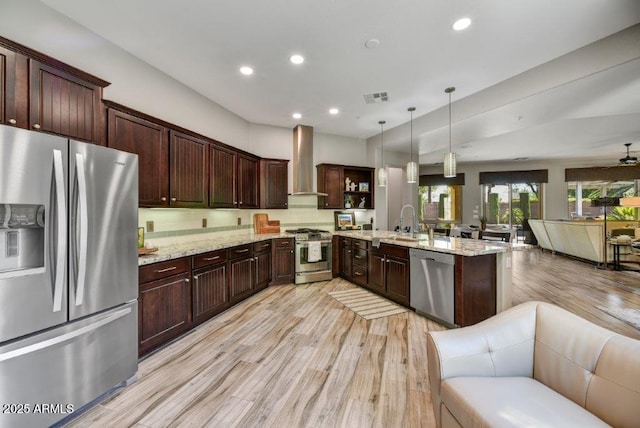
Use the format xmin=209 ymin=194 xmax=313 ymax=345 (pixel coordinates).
xmin=441 ymin=377 xmax=610 ymax=428
xmin=534 ymin=303 xmax=616 ymax=407
xmin=587 ymin=334 xmax=640 ymax=427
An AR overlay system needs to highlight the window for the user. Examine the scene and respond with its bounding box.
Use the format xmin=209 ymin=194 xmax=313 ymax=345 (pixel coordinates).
xmin=482 ymin=183 xmax=542 ymax=227
xmin=419 ymin=184 xmax=462 ymax=224
xmin=567 ymin=180 xmax=638 ymax=220
xmin=418 ymin=173 xmax=465 ymax=226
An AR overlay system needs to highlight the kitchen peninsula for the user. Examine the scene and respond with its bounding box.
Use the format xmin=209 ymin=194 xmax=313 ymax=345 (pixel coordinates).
xmin=334 ymin=230 xmax=529 ymax=327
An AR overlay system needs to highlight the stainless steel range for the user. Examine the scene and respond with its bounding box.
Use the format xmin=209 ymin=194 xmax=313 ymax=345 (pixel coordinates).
xmin=286 ymin=228 xmax=333 ymax=284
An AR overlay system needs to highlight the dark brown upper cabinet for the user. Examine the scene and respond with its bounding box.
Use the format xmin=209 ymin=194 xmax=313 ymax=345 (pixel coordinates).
xmin=209 ymin=143 xmax=237 ymax=208
xmin=317 ymin=164 xmax=344 ymax=209
xmin=170 ymin=131 xmax=208 ymax=208
xmin=107 ymin=108 xmax=170 ymax=207
xmin=1 ymin=36 xmax=109 ymax=144
xmin=260 ymin=158 xmax=289 ymax=209
xmin=237 ymin=153 xmax=259 ymax=209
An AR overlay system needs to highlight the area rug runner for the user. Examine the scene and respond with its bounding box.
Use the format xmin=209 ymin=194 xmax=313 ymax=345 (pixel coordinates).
xmin=597 ymin=306 xmax=640 ymax=330
xmin=328 ymin=289 xmax=408 ymax=320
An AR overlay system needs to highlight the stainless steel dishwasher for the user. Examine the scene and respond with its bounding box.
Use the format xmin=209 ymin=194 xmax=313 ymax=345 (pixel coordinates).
xmin=410 ymin=248 xmax=456 ymax=326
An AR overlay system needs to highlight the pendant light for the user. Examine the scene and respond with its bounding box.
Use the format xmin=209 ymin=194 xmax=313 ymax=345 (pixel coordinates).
xmin=378 ymin=120 xmax=387 ymax=187
xmin=407 ymin=107 xmax=418 ymax=183
xmin=444 ymin=86 xmax=456 ymax=178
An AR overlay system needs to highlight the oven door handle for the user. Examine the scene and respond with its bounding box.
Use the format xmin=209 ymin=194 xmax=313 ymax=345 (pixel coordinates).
xmin=295 ymin=240 xmax=332 ymax=247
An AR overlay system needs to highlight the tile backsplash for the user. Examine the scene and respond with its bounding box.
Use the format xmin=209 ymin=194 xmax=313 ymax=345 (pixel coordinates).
xmin=140 ymin=195 xmax=374 ymax=244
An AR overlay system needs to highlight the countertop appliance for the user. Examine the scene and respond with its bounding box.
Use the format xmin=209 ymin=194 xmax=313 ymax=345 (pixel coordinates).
xmin=286 ymin=228 xmax=332 ymax=284
xmin=409 ymin=248 xmax=456 ymax=327
xmin=0 ymin=126 xmax=138 ymax=428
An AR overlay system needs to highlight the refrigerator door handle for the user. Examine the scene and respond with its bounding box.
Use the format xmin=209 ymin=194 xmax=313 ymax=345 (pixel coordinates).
xmin=74 ymin=152 xmax=89 ymax=306
xmin=52 ymin=149 xmax=66 ymax=312
xmin=0 ymin=306 xmax=132 ymax=363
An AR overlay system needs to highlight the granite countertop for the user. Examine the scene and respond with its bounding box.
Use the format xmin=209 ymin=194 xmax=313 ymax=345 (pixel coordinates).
xmin=333 ymin=230 xmax=534 ymax=257
xmin=139 ymin=229 xmax=534 ymax=266
xmin=138 ymin=232 xmax=290 ymax=266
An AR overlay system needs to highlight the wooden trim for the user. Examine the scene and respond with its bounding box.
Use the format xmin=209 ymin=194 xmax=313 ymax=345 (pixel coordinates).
xmin=419 ymin=173 xmax=465 ymax=186
xmin=565 ymin=165 xmax=640 ymax=182
xmin=479 ymin=169 xmax=549 ymax=184
xmin=0 ymin=35 xmax=110 ymax=87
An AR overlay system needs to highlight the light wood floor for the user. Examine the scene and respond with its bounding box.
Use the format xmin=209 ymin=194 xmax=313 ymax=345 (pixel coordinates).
xmin=66 ymin=250 xmax=640 ymax=427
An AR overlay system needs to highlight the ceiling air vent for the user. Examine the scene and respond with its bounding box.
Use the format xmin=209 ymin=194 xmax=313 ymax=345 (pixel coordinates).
xmin=363 ymin=92 xmax=389 ymax=104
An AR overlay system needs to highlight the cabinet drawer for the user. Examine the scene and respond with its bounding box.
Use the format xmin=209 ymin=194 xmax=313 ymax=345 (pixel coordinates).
xmin=352 ymin=239 xmax=370 ymax=250
xmin=341 ymin=237 xmax=352 ymax=248
xmin=274 ymin=238 xmax=293 ymax=249
xmin=352 ymin=248 xmax=368 ymax=266
xmin=139 ymin=257 xmax=190 ymax=284
xmin=253 ymin=240 xmax=272 ymax=254
xmin=374 ymin=243 xmax=409 ymax=259
xmin=351 ymin=264 xmax=368 ymax=285
xmin=229 ymin=244 xmax=252 ymax=260
xmin=192 ymin=249 xmax=227 ymax=270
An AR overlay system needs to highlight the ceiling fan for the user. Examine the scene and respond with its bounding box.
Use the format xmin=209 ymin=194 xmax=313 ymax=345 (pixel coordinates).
xmin=618 ymin=143 xmax=638 ymax=165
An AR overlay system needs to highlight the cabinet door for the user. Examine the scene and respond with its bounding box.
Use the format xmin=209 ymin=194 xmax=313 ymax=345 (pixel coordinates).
xmin=255 ymin=251 xmax=272 ymax=290
xmin=192 ymin=264 xmax=228 ymax=325
xmin=386 ymin=257 xmax=409 ymax=305
xmin=0 ymin=46 xmax=20 ymax=126
xmin=108 ymin=109 xmax=169 ymax=207
xmin=209 ymin=144 xmax=237 ymax=208
xmin=260 ymin=159 xmax=289 ymax=209
xmin=238 ymin=154 xmax=258 ymax=208
xmin=272 ymin=240 xmax=295 ymax=285
xmin=340 ymin=239 xmax=352 ymax=278
xmin=230 ymin=257 xmax=254 ymax=302
xmin=29 ymin=60 xmax=101 ymax=143
xmin=139 ymin=273 xmax=190 ymax=357
xmin=368 ymin=252 xmax=386 ymax=293
xmin=170 ymin=131 xmax=208 ymax=208
xmin=317 ymin=164 xmax=344 ymax=209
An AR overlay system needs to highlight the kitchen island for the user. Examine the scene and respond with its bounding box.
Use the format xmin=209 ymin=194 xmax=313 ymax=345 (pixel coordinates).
xmin=333 ymin=230 xmax=531 ymax=326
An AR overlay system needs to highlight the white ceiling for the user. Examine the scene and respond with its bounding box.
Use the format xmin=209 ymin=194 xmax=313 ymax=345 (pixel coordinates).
xmin=41 ymin=0 xmax=640 ymax=164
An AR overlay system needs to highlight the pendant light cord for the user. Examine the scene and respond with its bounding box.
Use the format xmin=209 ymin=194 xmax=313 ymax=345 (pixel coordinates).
xmin=448 ymin=91 xmax=452 ymax=152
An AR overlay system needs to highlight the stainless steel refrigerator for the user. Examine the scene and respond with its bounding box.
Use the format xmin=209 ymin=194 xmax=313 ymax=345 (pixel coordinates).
xmin=0 ymin=126 xmax=138 ymax=428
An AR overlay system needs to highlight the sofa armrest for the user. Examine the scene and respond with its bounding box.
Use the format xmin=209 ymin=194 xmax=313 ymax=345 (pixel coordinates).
xmin=427 ymin=301 xmax=539 ymax=427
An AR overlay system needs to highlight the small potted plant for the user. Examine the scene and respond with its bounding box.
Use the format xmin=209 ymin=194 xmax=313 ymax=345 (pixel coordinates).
xmin=344 ymin=194 xmax=354 ymax=209
xmin=480 ymin=216 xmax=487 ymax=230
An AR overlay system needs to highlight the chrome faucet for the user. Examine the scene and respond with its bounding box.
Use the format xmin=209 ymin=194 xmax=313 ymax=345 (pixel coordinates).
xmin=399 ymin=204 xmax=417 ymax=237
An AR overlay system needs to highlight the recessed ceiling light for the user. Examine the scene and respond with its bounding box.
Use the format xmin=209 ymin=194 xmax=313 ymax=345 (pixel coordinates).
xmin=329 ymin=108 xmax=339 ymax=115
xmin=239 ymin=66 xmax=254 ymax=75
xmin=290 ymin=54 xmax=304 ymax=64
xmin=452 ymin=17 xmax=471 ymax=31
xmin=292 ymin=113 xmax=302 ymax=119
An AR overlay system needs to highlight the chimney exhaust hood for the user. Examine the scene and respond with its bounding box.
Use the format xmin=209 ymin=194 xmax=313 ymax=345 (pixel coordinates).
xmin=290 ymin=125 xmax=328 ymax=196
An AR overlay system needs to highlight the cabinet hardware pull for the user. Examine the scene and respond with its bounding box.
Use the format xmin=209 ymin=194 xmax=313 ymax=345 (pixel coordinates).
xmin=185 ymin=278 xmax=190 ymax=283
xmin=171 ymin=197 xmax=176 ymax=202
xmin=8 ymin=118 xmax=16 ymax=125
xmin=156 ymin=266 xmax=177 ymax=273
xmin=33 ymin=123 xmax=41 ymax=129
xmin=290 ymin=250 xmax=294 ymax=254
xmin=193 ymin=275 xmax=199 ymax=280
xmin=236 ymin=249 xmax=249 ymax=253
xmin=355 ymin=272 xmax=363 ymax=276
xmin=203 ymin=256 xmax=220 ymax=261
xmin=354 ymin=255 xmax=363 ymax=259
xmin=161 ymin=197 xmax=167 ymax=202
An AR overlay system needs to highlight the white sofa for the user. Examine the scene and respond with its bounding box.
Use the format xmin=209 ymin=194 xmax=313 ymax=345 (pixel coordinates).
xmin=427 ymin=301 xmax=640 ymax=427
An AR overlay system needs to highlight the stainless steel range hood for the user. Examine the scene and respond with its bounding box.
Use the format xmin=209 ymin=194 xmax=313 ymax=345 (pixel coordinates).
xmin=291 ymin=125 xmax=328 ymax=196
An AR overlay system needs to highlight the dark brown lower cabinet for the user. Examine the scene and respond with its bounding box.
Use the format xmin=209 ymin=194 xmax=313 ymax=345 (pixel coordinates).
xmin=254 ymin=241 xmax=272 ymax=290
xmin=192 ymin=263 xmax=228 ymax=326
xmin=138 ymin=257 xmax=191 ymax=357
xmin=272 ymin=238 xmax=294 ymax=285
xmin=230 ymin=244 xmax=255 ymax=303
xmin=367 ymin=244 xmax=410 ymax=307
xmin=455 ymin=254 xmax=496 ymax=327
xmin=385 ymin=256 xmax=409 ymax=305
